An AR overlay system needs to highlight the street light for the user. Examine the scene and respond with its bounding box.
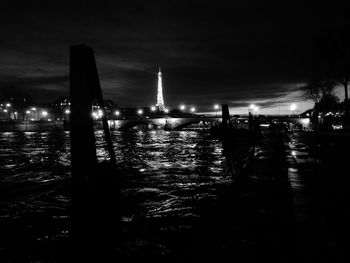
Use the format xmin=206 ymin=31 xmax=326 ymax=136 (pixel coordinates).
xmin=290 ymin=104 xmax=297 ymax=115
xmin=253 ymin=106 xmax=259 ymax=115
xmin=6 ymin=103 xmax=11 ymax=107
xmin=31 ymin=107 xmax=36 ymax=111
xmin=249 ymin=104 xmax=258 ymax=115
xmin=180 ymin=105 xmax=186 ymax=110
xmin=41 ymin=111 xmax=48 ymax=117
xmin=214 ymin=104 xmax=219 ymax=117
xmin=190 ymin=107 xmax=196 ymax=113
xmin=115 ymin=110 xmax=120 ymax=116
xmin=137 ymin=109 xmax=143 ymax=115
xmin=164 ymin=108 xmax=169 ymax=113
xmin=64 ymin=109 xmax=70 ymax=121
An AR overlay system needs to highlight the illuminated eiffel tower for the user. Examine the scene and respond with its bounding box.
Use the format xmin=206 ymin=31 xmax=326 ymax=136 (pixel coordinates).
xmin=156 ymin=67 xmax=165 ymax=111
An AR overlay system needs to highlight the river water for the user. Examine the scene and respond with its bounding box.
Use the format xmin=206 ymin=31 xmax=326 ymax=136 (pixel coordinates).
xmin=0 ymin=129 xmax=253 ymax=259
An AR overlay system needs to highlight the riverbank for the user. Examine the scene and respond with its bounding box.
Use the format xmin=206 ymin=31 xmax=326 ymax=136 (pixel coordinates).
xmin=0 ymin=121 xmax=67 ymax=132
xmin=286 ymin=131 xmax=349 ymax=262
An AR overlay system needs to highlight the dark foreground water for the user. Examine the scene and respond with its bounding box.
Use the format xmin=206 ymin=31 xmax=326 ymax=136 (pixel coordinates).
xmin=0 ymin=130 xmax=252 ymax=260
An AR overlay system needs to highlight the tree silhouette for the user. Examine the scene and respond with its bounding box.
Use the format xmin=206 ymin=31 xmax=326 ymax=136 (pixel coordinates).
xmin=303 ymin=79 xmax=336 ymax=104
xmin=315 ymin=25 xmax=350 ymax=115
xmin=317 ymin=94 xmax=339 ymax=113
xmin=329 ymin=27 xmax=350 ymax=105
xmin=303 ymin=79 xmax=339 ymax=129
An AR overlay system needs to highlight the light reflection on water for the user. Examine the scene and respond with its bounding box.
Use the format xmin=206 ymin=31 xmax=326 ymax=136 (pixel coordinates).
xmin=0 ymin=129 xmax=251 ymax=254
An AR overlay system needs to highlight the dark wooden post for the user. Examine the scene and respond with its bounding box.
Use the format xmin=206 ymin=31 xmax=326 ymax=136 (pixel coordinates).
xmin=221 ymin=104 xmax=231 ymax=128
xmin=70 ymin=45 xmax=98 ymax=256
xmin=249 ymin=112 xmax=253 ymax=131
xmin=70 ymin=45 xmax=120 ymax=260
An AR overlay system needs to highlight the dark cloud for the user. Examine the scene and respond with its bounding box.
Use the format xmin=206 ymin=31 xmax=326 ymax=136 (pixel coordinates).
xmin=0 ymin=0 xmax=349 ymax=112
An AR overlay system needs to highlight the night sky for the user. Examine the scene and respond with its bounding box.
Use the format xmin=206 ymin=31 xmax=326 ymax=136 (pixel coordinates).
xmin=1 ymin=1 xmax=349 ymax=114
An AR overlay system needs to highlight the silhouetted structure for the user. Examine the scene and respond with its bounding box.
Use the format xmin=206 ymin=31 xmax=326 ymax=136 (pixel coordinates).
xmin=70 ymin=45 xmax=119 ymax=260
xmin=221 ymin=104 xmax=231 ymax=128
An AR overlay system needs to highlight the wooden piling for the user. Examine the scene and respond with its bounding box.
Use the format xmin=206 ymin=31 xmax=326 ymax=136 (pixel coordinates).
xmin=221 ymin=104 xmax=231 ymax=128
xmin=70 ymin=44 xmax=119 ymax=260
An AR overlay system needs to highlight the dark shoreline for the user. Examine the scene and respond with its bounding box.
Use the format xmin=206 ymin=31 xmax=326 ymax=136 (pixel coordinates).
xmin=0 ymin=121 xmax=67 ymax=132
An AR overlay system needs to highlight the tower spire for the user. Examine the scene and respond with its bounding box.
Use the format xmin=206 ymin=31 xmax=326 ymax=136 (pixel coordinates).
xmin=156 ymin=66 xmax=165 ymax=111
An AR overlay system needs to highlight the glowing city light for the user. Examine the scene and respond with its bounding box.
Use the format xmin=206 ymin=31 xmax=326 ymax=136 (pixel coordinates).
xmin=290 ymin=104 xmax=297 ymax=111
xmin=31 ymin=107 xmax=36 ymax=111
xmin=65 ymin=109 xmax=71 ymax=114
xmin=137 ymin=109 xmax=143 ymax=115
xmin=3 ymin=109 xmax=8 ymax=113
xmin=150 ymin=106 xmax=156 ymax=112
xmin=180 ymin=105 xmax=186 ymax=110
xmin=190 ymin=107 xmax=196 ymax=112
xmin=41 ymin=111 xmax=48 ymax=117
xmin=214 ymin=104 xmax=219 ymax=110
xmin=249 ymin=104 xmax=259 ymax=112
xmin=302 ymin=119 xmax=310 ymax=126
xmin=115 ymin=110 xmax=120 ymax=116
xmin=26 ymin=110 xmax=31 ymax=114
xmin=6 ymin=103 xmax=11 ymax=107
xmin=164 ymin=108 xmax=169 ymax=113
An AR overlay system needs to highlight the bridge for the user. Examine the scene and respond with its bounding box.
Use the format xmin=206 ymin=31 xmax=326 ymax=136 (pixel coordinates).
xmin=107 ymin=116 xmax=222 ymax=131
xmin=106 ymin=115 xmax=311 ymax=131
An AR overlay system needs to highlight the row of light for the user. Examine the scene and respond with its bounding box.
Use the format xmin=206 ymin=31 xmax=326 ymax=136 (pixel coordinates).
xmin=17 ymin=103 xmax=298 ymax=119
xmin=25 ymin=108 xmax=49 ymax=117
xmin=149 ymin=106 xmax=171 ymax=113
xmin=113 ymin=104 xmax=199 ymax=117
xmin=249 ymin=104 xmax=297 ymax=112
xmin=2 ymin=106 xmax=69 ymax=117
xmin=0 ymin=103 xmax=12 ymax=107
xmin=25 ymin=107 xmax=37 ymax=113
xmin=25 ymin=108 xmax=71 ymax=116
xmin=179 ymin=105 xmax=197 ymax=112
xmin=113 ymin=104 xmax=222 ymax=117
xmin=0 ymin=103 xmax=12 ymax=113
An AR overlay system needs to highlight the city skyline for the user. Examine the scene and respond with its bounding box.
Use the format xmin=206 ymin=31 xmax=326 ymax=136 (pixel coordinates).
xmin=0 ymin=1 xmax=349 ymax=114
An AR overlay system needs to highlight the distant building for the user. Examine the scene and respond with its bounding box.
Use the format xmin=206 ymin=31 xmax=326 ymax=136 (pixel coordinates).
xmin=156 ymin=67 xmax=166 ymax=111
